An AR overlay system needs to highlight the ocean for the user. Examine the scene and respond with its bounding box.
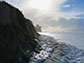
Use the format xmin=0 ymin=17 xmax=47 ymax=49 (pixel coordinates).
xmin=30 ymin=32 xmax=84 ymax=63
xmin=39 ymin=32 xmax=84 ymax=50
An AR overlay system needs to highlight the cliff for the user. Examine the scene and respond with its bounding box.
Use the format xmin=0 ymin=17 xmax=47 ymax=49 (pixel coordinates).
xmin=0 ymin=1 xmax=40 ymax=63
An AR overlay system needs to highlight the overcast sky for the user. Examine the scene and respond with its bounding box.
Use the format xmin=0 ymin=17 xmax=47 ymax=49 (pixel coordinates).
xmin=5 ymin=0 xmax=84 ymax=32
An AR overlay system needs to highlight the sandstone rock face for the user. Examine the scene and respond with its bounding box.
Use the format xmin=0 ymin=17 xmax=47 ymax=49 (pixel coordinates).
xmin=0 ymin=1 xmax=40 ymax=63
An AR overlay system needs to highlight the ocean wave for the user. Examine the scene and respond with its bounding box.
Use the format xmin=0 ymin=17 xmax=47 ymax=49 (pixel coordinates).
xmin=30 ymin=35 xmax=84 ymax=63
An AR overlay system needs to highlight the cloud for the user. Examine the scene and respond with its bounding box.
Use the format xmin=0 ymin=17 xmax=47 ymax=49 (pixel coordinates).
xmin=43 ymin=25 xmax=78 ymax=32
xmin=50 ymin=0 xmax=67 ymax=11
xmin=4 ymin=0 xmax=84 ymax=32
xmin=5 ymin=0 xmax=84 ymax=20
xmin=5 ymin=0 xmax=74 ymax=20
xmin=42 ymin=17 xmax=84 ymax=32
xmin=19 ymin=0 xmax=84 ymax=23
xmin=63 ymin=5 xmax=71 ymax=8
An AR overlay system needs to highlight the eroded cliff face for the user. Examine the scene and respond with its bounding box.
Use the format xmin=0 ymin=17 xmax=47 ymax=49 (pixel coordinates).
xmin=0 ymin=1 xmax=40 ymax=63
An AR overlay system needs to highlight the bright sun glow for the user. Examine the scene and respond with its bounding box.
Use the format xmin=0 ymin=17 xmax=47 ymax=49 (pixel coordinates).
xmin=29 ymin=0 xmax=52 ymax=10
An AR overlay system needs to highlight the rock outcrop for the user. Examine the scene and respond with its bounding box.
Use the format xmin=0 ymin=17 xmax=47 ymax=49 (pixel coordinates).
xmin=35 ymin=24 xmax=42 ymax=32
xmin=0 ymin=1 xmax=40 ymax=63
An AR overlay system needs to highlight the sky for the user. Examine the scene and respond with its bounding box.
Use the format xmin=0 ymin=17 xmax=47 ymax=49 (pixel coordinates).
xmin=5 ymin=0 xmax=84 ymax=32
